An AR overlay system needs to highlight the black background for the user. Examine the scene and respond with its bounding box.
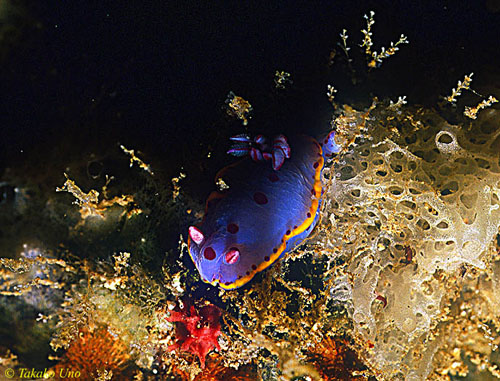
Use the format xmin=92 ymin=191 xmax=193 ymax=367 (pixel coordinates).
xmin=1 ymin=0 xmax=500 ymax=193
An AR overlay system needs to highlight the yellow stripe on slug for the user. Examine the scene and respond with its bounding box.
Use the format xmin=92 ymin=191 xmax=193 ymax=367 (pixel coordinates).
xmin=220 ymin=139 xmax=324 ymax=290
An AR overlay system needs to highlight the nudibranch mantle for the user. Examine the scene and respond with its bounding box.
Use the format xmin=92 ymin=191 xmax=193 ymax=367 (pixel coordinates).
xmin=188 ymin=132 xmax=340 ymax=290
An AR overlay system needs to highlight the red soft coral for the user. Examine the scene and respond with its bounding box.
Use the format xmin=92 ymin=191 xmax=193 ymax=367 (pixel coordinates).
xmin=166 ymin=302 xmax=222 ymax=368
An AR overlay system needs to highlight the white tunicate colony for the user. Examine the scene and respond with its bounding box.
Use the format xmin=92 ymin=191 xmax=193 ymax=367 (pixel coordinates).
xmin=322 ymin=106 xmax=500 ymax=380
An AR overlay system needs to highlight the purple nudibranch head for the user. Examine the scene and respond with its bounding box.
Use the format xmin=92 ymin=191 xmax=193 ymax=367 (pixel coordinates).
xmin=321 ymin=130 xmax=342 ymax=156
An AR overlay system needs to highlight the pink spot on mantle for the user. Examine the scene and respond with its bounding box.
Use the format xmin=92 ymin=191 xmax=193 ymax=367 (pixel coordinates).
xmin=189 ymin=226 xmax=204 ymax=245
xmin=225 ymin=248 xmax=240 ymax=264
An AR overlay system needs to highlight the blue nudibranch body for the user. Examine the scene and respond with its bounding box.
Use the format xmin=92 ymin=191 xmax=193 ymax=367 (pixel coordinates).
xmin=188 ymin=131 xmax=341 ymax=289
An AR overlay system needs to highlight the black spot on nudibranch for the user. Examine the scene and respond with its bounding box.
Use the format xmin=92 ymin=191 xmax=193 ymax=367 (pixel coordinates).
xmin=268 ymin=173 xmax=279 ymax=182
xmin=246 ymin=271 xmax=250 ymax=275
xmin=313 ymin=161 xmax=319 ymax=169
xmin=227 ymin=223 xmax=239 ymax=234
xmin=251 ymin=264 xmax=257 ymax=270
xmin=286 ymin=230 xmax=291 ymax=235
xmin=307 ymin=212 xmax=311 ymax=218
xmin=203 ymin=247 xmax=216 ymax=260
xmin=264 ymin=256 xmax=270 ymax=261
xmin=273 ymin=248 xmax=278 ymax=253
xmin=253 ymin=191 xmax=268 ymax=205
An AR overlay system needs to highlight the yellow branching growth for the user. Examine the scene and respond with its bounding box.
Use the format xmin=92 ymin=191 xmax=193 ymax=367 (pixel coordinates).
xmin=331 ymin=102 xmax=375 ymax=150
xmin=360 ymin=11 xmax=375 ymax=57
xmin=274 ymin=70 xmax=292 ymax=89
xmin=360 ymin=11 xmax=408 ymax=68
xmin=50 ymin=253 xmax=167 ymax=374
xmin=445 ymin=73 xmax=474 ymax=104
xmin=226 ymin=91 xmax=252 ymax=126
xmin=0 ymin=349 xmax=18 ymax=369
xmin=169 ymin=354 xmax=258 ymax=381
xmin=0 ymin=276 xmax=63 ymax=296
xmin=444 ymin=73 xmax=498 ymax=119
xmin=369 ymin=34 xmax=408 ymax=68
xmin=171 ymin=172 xmax=186 ymax=200
xmin=120 ymin=145 xmax=154 ymax=175
xmin=56 ymin=173 xmax=140 ymax=220
xmin=214 ymin=253 xmax=363 ymax=380
xmin=0 ymin=253 xmax=75 ymax=297
xmin=339 ymin=29 xmax=350 ymax=60
xmin=216 ymin=177 xmax=229 ymax=191
xmin=327 ymin=84 xmax=337 ymax=105
xmin=388 ymin=95 xmax=408 ymax=110
xmin=56 ymin=174 xmax=101 ymax=218
xmin=464 ymin=95 xmax=498 ymax=119
xmin=0 ymin=254 xmax=75 ymax=274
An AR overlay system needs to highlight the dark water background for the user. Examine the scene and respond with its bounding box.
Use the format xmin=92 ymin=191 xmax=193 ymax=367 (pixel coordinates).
xmin=2 ymin=0 xmax=500 ymax=179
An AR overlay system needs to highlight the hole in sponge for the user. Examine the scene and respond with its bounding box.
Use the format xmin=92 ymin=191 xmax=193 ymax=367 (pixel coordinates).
xmin=339 ymin=166 xmax=356 ymax=180
xmin=462 ymin=241 xmax=475 ymax=250
xmin=460 ymin=193 xmax=477 ymax=209
xmin=492 ymin=193 xmax=500 ymax=205
xmin=437 ymin=133 xmax=453 ymax=143
xmin=436 ymin=221 xmax=449 ymax=229
xmin=389 ymin=186 xmax=404 ymax=196
xmin=390 ymin=163 xmax=403 ymax=173
xmin=434 ymin=241 xmax=445 ymax=251
xmin=417 ymin=219 xmax=431 ymax=231
xmin=376 ymin=170 xmax=388 ymax=177
xmin=400 ymin=200 xmax=417 ymax=210
xmin=351 ymin=189 xmax=361 ymax=197
xmin=441 ymin=181 xmax=459 ymax=195
xmin=474 ymin=158 xmax=491 ymax=169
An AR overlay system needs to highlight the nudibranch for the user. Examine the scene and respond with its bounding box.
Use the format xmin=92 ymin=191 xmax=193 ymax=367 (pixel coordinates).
xmin=188 ymin=131 xmax=341 ymax=289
